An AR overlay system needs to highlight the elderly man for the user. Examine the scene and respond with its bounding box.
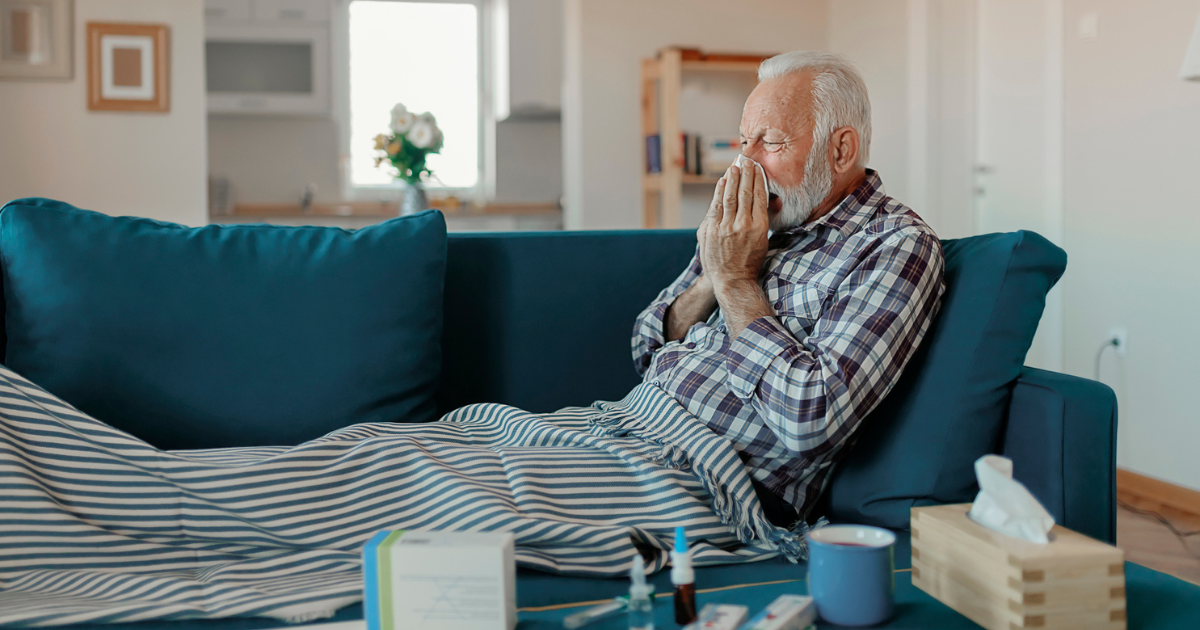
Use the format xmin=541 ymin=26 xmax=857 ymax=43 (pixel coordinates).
xmin=633 ymin=51 xmax=946 ymax=527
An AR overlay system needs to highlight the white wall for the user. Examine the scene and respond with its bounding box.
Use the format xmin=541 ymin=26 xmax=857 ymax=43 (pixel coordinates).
xmin=828 ymin=0 xmax=911 ymax=206
xmin=562 ymin=0 xmax=829 ymax=230
xmin=827 ymin=0 xmax=978 ymax=241
xmin=0 ymin=0 xmax=207 ymax=226
xmin=208 ymin=117 xmax=342 ymax=205
xmin=1061 ymin=0 xmax=1200 ymax=491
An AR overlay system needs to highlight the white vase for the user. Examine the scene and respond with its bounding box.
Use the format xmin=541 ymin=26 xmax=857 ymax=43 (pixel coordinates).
xmin=400 ymin=182 xmax=427 ymax=216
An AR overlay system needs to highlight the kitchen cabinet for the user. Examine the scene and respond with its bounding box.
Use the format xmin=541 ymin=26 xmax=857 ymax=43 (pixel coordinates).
xmin=205 ymin=0 xmax=329 ymax=23
xmin=204 ymin=0 xmax=332 ymax=116
xmin=204 ymin=0 xmax=251 ymax=21
xmin=252 ymin=0 xmax=330 ymax=23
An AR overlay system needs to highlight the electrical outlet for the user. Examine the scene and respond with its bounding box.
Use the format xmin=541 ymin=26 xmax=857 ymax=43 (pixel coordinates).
xmin=1108 ymin=327 xmax=1128 ymax=357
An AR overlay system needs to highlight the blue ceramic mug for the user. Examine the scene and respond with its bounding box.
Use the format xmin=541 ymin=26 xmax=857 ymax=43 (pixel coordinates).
xmin=805 ymin=525 xmax=896 ymax=626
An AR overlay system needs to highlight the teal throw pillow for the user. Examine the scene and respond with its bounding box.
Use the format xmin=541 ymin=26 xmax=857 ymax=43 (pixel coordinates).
xmin=0 ymin=198 xmax=446 ymax=449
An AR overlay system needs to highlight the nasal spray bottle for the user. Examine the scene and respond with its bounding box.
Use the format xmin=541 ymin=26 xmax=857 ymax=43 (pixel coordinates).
xmin=671 ymin=526 xmax=697 ymax=625
xmin=628 ymin=555 xmax=655 ymax=630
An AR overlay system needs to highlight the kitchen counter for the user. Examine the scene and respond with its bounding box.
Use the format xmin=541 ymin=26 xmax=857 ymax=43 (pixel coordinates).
xmin=209 ymin=201 xmax=563 ymax=231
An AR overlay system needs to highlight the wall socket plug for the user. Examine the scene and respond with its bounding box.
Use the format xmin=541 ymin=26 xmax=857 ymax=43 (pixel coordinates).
xmin=1108 ymin=327 xmax=1128 ymax=357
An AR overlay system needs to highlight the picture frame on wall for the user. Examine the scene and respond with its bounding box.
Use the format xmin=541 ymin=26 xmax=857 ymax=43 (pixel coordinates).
xmin=0 ymin=0 xmax=72 ymax=80
xmin=87 ymin=22 xmax=169 ymax=113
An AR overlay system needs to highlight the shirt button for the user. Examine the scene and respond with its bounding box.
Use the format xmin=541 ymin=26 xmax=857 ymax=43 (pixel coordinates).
xmin=719 ymin=325 xmax=727 ymax=333
xmin=686 ymin=342 xmax=696 ymax=349
xmin=774 ymin=301 xmax=783 ymax=309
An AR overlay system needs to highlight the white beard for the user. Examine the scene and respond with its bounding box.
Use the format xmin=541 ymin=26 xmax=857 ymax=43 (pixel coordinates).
xmin=768 ymin=138 xmax=834 ymax=232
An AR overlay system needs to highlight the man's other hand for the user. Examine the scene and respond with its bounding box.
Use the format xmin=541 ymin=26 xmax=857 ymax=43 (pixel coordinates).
xmin=699 ymin=160 xmax=770 ymax=294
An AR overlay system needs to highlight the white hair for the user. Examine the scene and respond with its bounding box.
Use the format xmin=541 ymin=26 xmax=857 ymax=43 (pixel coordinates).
xmin=758 ymin=51 xmax=872 ymax=168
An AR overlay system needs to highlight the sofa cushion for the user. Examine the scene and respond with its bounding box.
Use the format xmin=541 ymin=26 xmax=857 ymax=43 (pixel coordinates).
xmin=821 ymin=231 xmax=1066 ymax=529
xmin=0 ymin=198 xmax=446 ymax=449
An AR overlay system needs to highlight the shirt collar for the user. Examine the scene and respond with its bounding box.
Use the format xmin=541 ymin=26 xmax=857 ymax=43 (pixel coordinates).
xmin=772 ymin=169 xmax=887 ymax=241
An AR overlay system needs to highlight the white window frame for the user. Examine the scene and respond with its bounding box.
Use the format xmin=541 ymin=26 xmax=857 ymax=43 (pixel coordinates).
xmin=332 ymin=0 xmax=496 ymax=204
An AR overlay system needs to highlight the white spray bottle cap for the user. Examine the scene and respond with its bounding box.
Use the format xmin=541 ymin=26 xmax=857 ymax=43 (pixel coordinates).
xmin=670 ymin=525 xmax=694 ymax=585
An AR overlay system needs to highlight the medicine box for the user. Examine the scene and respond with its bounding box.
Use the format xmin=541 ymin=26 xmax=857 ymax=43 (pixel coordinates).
xmin=741 ymin=595 xmax=815 ymax=630
xmin=363 ymin=530 xmax=516 ymax=630
xmin=911 ymin=504 xmax=1125 ymax=630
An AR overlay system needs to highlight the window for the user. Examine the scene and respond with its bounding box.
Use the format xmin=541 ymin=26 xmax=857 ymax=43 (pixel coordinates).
xmin=347 ymin=1 xmax=480 ymax=191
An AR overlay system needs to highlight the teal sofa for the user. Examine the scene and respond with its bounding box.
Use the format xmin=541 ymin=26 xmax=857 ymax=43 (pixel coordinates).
xmin=0 ymin=200 xmax=1121 ymax=629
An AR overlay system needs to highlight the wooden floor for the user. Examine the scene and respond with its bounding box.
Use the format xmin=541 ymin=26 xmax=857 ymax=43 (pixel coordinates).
xmin=1117 ymin=499 xmax=1200 ymax=586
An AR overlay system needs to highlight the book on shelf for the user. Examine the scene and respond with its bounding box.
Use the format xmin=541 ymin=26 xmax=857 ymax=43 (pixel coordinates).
xmin=644 ymin=132 xmax=716 ymax=176
xmin=680 ymin=132 xmax=704 ymax=175
xmin=683 ymin=133 xmax=695 ymax=175
xmin=645 ymin=134 xmax=661 ymax=173
xmin=705 ymin=138 xmax=741 ymax=178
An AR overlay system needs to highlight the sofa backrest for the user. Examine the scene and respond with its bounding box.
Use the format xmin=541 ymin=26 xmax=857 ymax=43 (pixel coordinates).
xmin=436 ymin=231 xmax=696 ymax=414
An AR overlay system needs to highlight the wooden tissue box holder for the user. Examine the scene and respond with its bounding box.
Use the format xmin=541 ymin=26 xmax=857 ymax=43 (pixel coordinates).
xmin=911 ymin=504 xmax=1125 ymax=630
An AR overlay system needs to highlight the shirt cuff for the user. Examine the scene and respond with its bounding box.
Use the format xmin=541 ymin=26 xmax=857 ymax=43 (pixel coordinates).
xmin=726 ymin=316 xmax=800 ymax=399
xmin=642 ymin=300 xmax=671 ymax=349
xmin=634 ymin=300 xmax=674 ymax=375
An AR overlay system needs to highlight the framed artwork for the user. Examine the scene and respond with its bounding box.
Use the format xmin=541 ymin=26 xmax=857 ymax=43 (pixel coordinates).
xmin=0 ymin=0 xmax=72 ymax=80
xmin=87 ymin=22 xmax=169 ymax=112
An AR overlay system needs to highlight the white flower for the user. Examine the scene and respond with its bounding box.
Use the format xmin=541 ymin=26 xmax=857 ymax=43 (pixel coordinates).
xmin=389 ymin=103 xmax=415 ymax=134
xmin=407 ymin=114 xmax=440 ymax=149
xmin=415 ymin=112 xmax=439 ymax=132
xmin=407 ymin=123 xmax=436 ymax=149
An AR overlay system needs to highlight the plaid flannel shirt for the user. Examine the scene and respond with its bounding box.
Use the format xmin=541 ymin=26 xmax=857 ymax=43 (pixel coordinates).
xmin=632 ymin=171 xmax=945 ymax=519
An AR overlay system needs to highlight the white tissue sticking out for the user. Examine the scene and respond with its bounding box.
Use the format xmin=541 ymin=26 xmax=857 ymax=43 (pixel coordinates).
xmin=967 ymin=455 xmax=1056 ymax=544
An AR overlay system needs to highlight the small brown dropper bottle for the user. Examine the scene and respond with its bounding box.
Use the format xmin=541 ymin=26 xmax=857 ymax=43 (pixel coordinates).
xmin=671 ymin=526 xmax=696 ymax=625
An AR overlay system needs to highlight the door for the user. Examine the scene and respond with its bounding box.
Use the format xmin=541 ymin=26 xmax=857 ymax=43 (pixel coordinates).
xmin=974 ymin=0 xmax=1063 ymax=371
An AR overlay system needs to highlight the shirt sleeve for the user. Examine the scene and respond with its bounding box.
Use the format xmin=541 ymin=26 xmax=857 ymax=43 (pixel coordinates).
xmin=724 ymin=228 xmax=945 ymax=457
xmin=632 ymin=248 xmax=703 ymax=376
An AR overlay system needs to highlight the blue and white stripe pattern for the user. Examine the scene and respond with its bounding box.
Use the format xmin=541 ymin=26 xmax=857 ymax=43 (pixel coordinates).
xmin=0 ymin=364 xmax=809 ymax=627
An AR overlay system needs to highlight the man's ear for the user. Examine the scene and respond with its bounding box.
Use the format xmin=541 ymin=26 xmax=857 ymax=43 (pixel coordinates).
xmin=829 ymin=127 xmax=860 ymax=174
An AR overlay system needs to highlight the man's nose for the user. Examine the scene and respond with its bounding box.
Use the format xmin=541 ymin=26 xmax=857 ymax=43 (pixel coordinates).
xmin=741 ymin=144 xmax=765 ymax=165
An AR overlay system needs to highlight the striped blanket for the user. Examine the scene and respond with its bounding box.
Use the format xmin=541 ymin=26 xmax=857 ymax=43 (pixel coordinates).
xmin=0 ymin=364 xmax=812 ymax=627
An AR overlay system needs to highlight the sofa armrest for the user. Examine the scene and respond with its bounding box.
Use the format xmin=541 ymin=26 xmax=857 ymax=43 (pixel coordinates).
xmin=998 ymin=366 xmax=1118 ymax=543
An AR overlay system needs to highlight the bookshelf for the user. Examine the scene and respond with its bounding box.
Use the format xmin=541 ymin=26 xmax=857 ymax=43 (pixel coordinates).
xmin=641 ymin=48 xmax=774 ymax=228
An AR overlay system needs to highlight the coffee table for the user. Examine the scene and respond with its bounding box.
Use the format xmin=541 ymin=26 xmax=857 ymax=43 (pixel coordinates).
xmin=54 ymin=534 xmax=1200 ymax=630
xmin=517 ymin=562 xmax=1200 ymax=629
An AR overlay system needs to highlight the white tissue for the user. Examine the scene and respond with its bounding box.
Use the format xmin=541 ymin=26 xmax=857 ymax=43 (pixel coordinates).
xmin=734 ymin=155 xmax=770 ymax=192
xmin=967 ymin=455 xmax=1055 ymax=544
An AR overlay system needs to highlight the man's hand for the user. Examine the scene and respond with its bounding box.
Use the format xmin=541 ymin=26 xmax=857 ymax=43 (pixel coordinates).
xmin=699 ymin=162 xmax=771 ymax=292
xmin=699 ymin=160 xmax=774 ymax=339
